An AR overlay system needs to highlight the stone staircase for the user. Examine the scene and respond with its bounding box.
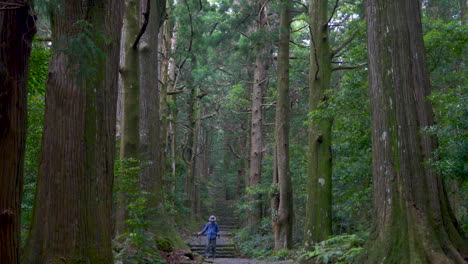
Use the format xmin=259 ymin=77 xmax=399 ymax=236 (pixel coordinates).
xmin=189 ymin=243 xmax=238 ymax=258
xmin=188 ymin=190 xmax=239 ymax=258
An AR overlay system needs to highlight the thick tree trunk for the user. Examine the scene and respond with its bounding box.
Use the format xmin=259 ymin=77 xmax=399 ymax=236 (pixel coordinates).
xmin=304 ymin=0 xmax=333 ymax=245
xmin=359 ymin=1 xmax=467 ymax=263
xmin=272 ymin=0 xmax=293 ymax=250
xmin=0 ymin=2 xmax=35 ymax=263
xmin=115 ymin=0 xmax=140 ymax=237
xmin=248 ymin=1 xmax=271 ymax=226
xmin=23 ymin=1 xmax=124 ymax=263
xmin=139 ymin=0 xmax=165 ymax=214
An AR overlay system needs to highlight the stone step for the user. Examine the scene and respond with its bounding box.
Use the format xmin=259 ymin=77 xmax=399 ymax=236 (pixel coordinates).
xmin=192 ymin=248 xmax=237 ymax=255
xmin=200 ymin=255 xmax=238 ymax=258
xmin=190 ymin=244 xmax=236 ymax=248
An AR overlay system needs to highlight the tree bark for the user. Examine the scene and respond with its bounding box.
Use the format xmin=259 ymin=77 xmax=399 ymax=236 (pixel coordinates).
xmin=115 ymin=0 xmax=141 ymax=237
xmin=272 ymin=0 xmax=293 ymax=250
xmin=248 ymin=0 xmax=271 ymax=227
xmin=0 ymin=2 xmax=35 ymax=263
xmin=139 ymin=0 xmax=166 ymax=217
xmin=458 ymin=0 xmax=467 ymax=25
xmin=183 ymin=79 xmax=199 ymax=218
xmin=359 ymin=0 xmax=467 ymax=263
xmin=305 ymin=0 xmax=333 ymax=245
xmin=23 ymin=0 xmax=124 ymax=262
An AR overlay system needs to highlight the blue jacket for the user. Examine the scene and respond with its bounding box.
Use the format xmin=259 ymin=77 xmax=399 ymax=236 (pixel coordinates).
xmin=200 ymin=222 xmax=219 ymax=239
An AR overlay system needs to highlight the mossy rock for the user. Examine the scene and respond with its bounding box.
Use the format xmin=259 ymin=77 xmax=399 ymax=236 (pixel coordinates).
xmin=155 ymin=237 xmax=174 ymax=252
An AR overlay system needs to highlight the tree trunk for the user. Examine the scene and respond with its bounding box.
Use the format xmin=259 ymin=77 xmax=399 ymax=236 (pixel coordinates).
xmin=0 ymin=2 xmax=35 ymax=263
xmin=166 ymin=22 xmax=179 ymax=193
xmin=459 ymin=0 xmax=467 ymax=25
xmin=248 ymin=1 xmax=271 ymax=227
xmin=184 ymin=80 xmax=199 ymax=218
xmin=23 ymin=1 xmax=124 ymax=262
xmin=116 ymin=0 xmax=140 ymax=237
xmin=139 ymin=0 xmax=165 ymax=214
xmin=160 ymin=2 xmax=172 ymax=194
xmin=359 ymin=0 xmax=467 ymax=263
xmin=272 ymin=0 xmax=293 ymax=250
xmin=304 ymin=0 xmax=333 ymax=245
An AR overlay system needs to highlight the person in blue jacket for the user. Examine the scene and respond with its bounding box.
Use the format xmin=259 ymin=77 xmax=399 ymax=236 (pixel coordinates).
xmin=197 ymin=215 xmax=220 ymax=258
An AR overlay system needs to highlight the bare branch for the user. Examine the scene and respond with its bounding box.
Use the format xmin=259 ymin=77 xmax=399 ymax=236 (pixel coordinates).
xmin=167 ymin=90 xmax=184 ymax=95
xmin=332 ymin=62 xmax=367 ymax=71
xmin=326 ymin=0 xmax=340 ymax=26
xmin=331 ymin=30 xmax=357 ymax=57
xmin=179 ymin=0 xmax=194 ymax=70
xmin=289 ymin=39 xmax=309 ymax=48
xmin=291 ymin=24 xmax=308 ymax=33
xmin=227 ymin=143 xmax=241 ymax=159
xmin=133 ymin=0 xmax=151 ymax=50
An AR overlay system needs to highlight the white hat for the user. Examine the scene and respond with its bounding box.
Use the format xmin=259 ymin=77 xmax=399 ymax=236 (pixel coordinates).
xmin=209 ymin=215 xmax=216 ymax=221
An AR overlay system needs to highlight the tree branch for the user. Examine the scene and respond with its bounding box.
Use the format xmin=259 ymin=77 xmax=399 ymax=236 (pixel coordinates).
xmin=178 ymin=0 xmax=194 ymax=70
xmin=133 ymin=0 xmax=151 ymax=50
xmin=0 ymin=1 xmax=27 ymax=10
xmin=332 ymin=62 xmax=367 ymax=71
xmin=227 ymin=143 xmax=241 ymax=159
xmin=167 ymin=90 xmax=184 ymax=95
xmin=331 ymin=32 xmax=356 ymax=57
xmin=326 ymin=0 xmax=339 ymax=26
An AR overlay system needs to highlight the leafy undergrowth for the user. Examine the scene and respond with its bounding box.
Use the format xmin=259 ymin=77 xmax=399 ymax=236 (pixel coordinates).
xmin=234 ymin=220 xmax=275 ymax=259
xmin=296 ymin=233 xmax=367 ymax=264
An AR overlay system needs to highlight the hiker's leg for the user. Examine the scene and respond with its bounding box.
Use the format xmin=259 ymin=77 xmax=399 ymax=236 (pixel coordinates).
xmin=212 ymin=238 xmax=217 ymax=257
xmin=205 ymin=238 xmax=210 ymax=257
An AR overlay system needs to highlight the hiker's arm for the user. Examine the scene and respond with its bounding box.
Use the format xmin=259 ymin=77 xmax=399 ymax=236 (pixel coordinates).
xmin=199 ymin=224 xmax=208 ymax=234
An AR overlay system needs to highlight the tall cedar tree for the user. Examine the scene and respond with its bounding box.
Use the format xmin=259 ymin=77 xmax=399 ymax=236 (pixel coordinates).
xmin=248 ymin=0 xmax=271 ymax=226
xmin=360 ymin=0 xmax=467 ymax=263
xmin=115 ymin=0 xmax=140 ymax=236
xmin=305 ymin=0 xmax=333 ymax=245
xmin=23 ymin=1 xmax=124 ymax=262
xmin=0 ymin=1 xmax=35 ymax=263
xmin=138 ymin=0 xmax=169 ymax=228
xmin=272 ymin=0 xmax=293 ymax=250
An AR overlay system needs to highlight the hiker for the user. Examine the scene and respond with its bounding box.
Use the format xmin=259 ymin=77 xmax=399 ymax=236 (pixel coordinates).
xmin=197 ymin=215 xmax=220 ymax=258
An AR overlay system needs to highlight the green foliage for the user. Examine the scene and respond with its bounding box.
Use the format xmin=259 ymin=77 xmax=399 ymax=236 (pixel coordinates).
xmin=113 ymin=158 xmax=165 ymax=264
xmin=22 ymin=44 xmax=50 ymax=246
xmin=299 ymin=234 xmax=366 ymax=264
xmin=28 ymin=42 xmax=50 ymax=95
xmin=423 ymin=18 xmax=467 ymax=227
xmin=427 ymin=86 xmax=468 ymax=181
xmin=234 ymin=219 xmax=274 ymax=259
xmin=270 ymin=249 xmax=291 ymax=261
xmin=424 ymin=20 xmax=467 ymax=90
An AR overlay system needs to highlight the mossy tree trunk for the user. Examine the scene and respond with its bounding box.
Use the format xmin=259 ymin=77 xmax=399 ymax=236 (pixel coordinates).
xmin=0 ymin=2 xmax=35 ymax=263
xmin=359 ymin=0 xmax=467 ymax=263
xmin=23 ymin=0 xmax=124 ymax=262
xmin=115 ymin=0 xmax=141 ymax=237
xmin=304 ymin=0 xmax=333 ymax=246
xmin=272 ymin=0 xmax=293 ymax=250
xmin=248 ymin=0 xmax=271 ymax=227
